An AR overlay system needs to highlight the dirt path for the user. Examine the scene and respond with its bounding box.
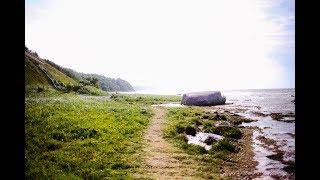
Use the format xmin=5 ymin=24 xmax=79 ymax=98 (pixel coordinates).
xmin=136 ymin=106 xmax=205 ymax=179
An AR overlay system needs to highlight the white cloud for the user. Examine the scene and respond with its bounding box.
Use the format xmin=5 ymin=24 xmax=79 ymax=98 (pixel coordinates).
xmin=25 ymin=0 xmax=294 ymax=92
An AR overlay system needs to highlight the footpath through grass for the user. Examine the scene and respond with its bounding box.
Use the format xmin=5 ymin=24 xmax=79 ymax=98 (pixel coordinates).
xmin=26 ymin=93 xmax=157 ymax=179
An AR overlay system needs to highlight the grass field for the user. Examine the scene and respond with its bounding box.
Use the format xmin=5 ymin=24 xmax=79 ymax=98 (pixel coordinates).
xmin=25 ymin=88 xmax=247 ymax=179
xmin=25 ymin=91 xmax=181 ymax=179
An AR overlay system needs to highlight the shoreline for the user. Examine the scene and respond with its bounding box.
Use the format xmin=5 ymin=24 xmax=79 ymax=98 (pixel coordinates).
xmin=159 ymin=102 xmax=295 ymax=179
xmin=204 ymin=104 xmax=295 ymax=179
xmin=202 ymin=107 xmax=260 ymax=179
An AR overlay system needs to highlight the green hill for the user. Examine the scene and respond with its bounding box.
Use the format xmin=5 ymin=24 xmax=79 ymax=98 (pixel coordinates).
xmin=25 ymin=47 xmax=135 ymax=94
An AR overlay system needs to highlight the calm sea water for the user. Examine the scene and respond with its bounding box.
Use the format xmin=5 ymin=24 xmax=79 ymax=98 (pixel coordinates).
xmin=222 ymin=89 xmax=295 ymax=179
xmin=223 ymin=88 xmax=295 ymax=115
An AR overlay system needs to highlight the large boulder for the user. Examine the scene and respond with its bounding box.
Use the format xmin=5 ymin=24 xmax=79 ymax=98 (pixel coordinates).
xmin=181 ymin=91 xmax=226 ymax=106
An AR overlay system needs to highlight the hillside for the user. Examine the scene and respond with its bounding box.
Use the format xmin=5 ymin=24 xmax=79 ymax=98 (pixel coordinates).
xmin=25 ymin=47 xmax=135 ymax=93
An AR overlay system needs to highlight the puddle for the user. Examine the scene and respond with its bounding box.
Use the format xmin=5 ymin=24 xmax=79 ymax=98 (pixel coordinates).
xmin=186 ymin=132 xmax=223 ymax=151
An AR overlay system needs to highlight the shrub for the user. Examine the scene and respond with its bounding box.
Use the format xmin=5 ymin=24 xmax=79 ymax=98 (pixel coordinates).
xmin=223 ymin=128 xmax=242 ymax=139
xmin=71 ymin=85 xmax=81 ymax=92
xmin=44 ymin=140 xmax=62 ymax=151
xmin=204 ymin=137 xmax=216 ymax=145
xmin=282 ymin=161 xmax=295 ymax=174
xmin=52 ymin=132 xmax=67 ymax=141
xmin=201 ymin=115 xmax=209 ymax=119
xmin=212 ymin=139 xmax=237 ymax=152
xmin=266 ymin=151 xmax=284 ymax=161
xmin=71 ymin=128 xmax=99 ymax=139
xmin=76 ymin=86 xmax=105 ymax=96
xmin=140 ymin=108 xmax=149 ymax=115
xmin=176 ymin=125 xmax=186 ymax=134
xmin=193 ymin=119 xmax=203 ymax=126
xmin=185 ymin=125 xmax=197 ymax=136
xmin=37 ymin=86 xmax=44 ymax=93
xmin=212 ymin=126 xmax=242 ymax=139
xmin=110 ymin=94 xmax=118 ymax=99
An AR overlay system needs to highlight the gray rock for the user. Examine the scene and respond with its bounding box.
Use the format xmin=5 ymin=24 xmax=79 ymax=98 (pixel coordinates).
xmin=181 ymin=91 xmax=226 ymax=106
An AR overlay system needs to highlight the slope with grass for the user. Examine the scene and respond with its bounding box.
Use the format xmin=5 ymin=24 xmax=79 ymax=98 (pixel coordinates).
xmin=25 ymin=47 xmax=135 ymax=93
xmin=25 ymin=51 xmax=80 ymax=90
xmin=25 ymin=55 xmax=51 ymax=86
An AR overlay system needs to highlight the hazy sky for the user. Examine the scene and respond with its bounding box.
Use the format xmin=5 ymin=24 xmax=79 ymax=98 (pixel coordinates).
xmin=25 ymin=0 xmax=294 ymax=92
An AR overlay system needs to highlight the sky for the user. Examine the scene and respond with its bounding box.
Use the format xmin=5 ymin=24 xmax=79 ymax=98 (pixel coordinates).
xmin=25 ymin=0 xmax=295 ymax=92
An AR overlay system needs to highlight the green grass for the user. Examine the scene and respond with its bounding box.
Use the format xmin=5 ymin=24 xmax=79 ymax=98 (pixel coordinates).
xmin=76 ymin=85 xmax=108 ymax=96
xmin=109 ymin=93 xmax=181 ymax=105
xmin=164 ymin=107 xmax=239 ymax=156
xmin=42 ymin=62 xmax=78 ymax=86
xmin=25 ymin=94 xmax=153 ymax=179
xmin=25 ymin=84 xmax=108 ymax=98
xmin=25 ymin=56 xmax=78 ymax=87
xmin=25 ymin=57 xmax=51 ymax=86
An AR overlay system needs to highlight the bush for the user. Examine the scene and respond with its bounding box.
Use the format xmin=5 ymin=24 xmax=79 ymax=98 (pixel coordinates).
xmin=204 ymin=137 xmax=216 ymax=145
xmin=71 ymin=128 xmax=99 ymax=139
xmin=52 ymin=132 xmax=67 ymax=141
xmin=223 ymin=128 xmax=242 ymax=139
xmin=212 ymin=139 xmax=237 ymax=152
xmin=193 ymin=119 xmax=203 ymax=126
xmin=37 ymin=86 xmax=44 ymax=93
xmin=44 ymin=140 xmax=62 ymax=151
xmin=76 ymin=86 xmax=106 ymax=96
xmin=212 ymin=126 xmax=242 ymax=139
xmin=72 ymin=85 xmax=81 ymax=92
xmin=185 ymin=125 xmax=197 ymax=136
xmin=176 ymin=125 xmax=186 ymax=134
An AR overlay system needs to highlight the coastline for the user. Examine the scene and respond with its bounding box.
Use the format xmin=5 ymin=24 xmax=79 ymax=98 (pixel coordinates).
xmin=202 ymin=106 xmax=260 ymax=179
xmin=205 ymin=102 xmax=295 ymax=179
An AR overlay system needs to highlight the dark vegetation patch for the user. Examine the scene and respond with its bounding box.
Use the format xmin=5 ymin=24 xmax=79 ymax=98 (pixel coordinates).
xmin=185 ymin=125 xmax=197 ymax=136
xmin=266 ymin=151 xmax=284 ymax=162
xmin=70 ymin=127 xmax=99 ymax=139
xmin=257 ymin=136 xmax=277 ymax=146
xmin=204 ymin=137 xmax=216 ymax=145
xmin=282 ymin=161 xmax=295 ymax=174
xmin=270 ymin=113 xmax=284 ymax=120
xmin=251 ymin=111 xmax=268 ymax=117
xmin=175 ymin=125 xmax=186 ymax=134
xmin=210 ymin=139 xmax=238 ymax=153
